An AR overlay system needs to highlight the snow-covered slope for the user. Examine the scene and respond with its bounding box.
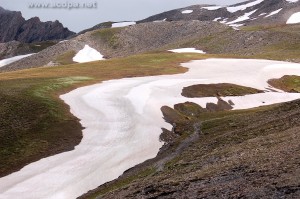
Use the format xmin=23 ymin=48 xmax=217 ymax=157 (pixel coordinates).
xmin=138 ymin=0 xmax=300 ymax=27
xmin=0 ymin=54 xmax=34 ymax=67
xmin=0 ymin=59 xmax=300 ymax=199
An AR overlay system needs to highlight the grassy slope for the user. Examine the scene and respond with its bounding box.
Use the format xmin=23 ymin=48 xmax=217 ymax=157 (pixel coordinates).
xmin=0 ymin=78 xmax=84 ymax=177
xmin=268 ymin=75 xmax=300 ymax=92
xmin=241 ymin=25 xmax=300 ymax=62
xmin=91 ymin=28 xmax=122 ymax=49
xmin=164 ymin=25 xmax=300 ymax=62
xmin=55 ymin=51 xmax=76 ymax=65
xmin=182 ymin=83 xmax=263 ymax=98
xmin=0 ymin=52 xmax=213 ymax=177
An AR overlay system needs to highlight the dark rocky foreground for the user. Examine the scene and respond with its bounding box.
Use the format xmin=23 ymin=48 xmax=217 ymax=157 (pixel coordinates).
xmin=0 ymin=6 xmax=74 ymax=43
xmin=80 ymin=99 xmax=300 ymax=199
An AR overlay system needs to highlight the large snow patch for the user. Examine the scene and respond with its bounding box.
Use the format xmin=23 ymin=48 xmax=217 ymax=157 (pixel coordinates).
xmin=73 ymin=45 xmax=105 ymax=63
xmin=287 ymin=12 xmax=300 ymax=24
xmin=1 ymin=59 xmax=300 ymax=199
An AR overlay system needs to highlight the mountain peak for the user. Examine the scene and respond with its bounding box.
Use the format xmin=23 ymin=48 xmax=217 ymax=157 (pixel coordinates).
xmin=0 ymin=7 xmax=74 ymax=43
xmin=0 ymin=6 xmax=9 ymax=13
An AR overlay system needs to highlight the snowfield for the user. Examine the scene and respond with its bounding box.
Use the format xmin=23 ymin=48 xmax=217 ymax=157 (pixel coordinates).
xmin=287 ymin=12 xmax=300 ymax=24
xmin=111 ymin=21 xmax=136 ymax=28
xmin=227 ymin=9 xmax=257 ymax=25
xmin=181 ymin=10 xmax=193 ymax=14
xmin=227 ymin=0 xmax=264 ymax=13
xmin=202 ymin=6 xmax=222 ymax=10
xmin=0 ymin=54 xmax=34 ymax=67
xmin=73 ymin=45 xmax=105 ymax=63
xmin=1 ymin=59 xmax=300 ymax=199
xmin=265 ymin=8 xmax=282 ymax=18
xmin=168 ymin=48 xmax=206 ymax=54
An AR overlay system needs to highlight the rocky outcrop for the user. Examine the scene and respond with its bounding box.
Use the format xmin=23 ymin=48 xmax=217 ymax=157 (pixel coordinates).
xmin=0 ymin=7 xmax=75 ymax=43
xmin=0 ymin=41 xmax=22 ymax=60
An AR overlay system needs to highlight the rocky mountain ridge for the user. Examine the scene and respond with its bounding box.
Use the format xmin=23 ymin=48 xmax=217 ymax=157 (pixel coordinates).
xmin=0 ymin=6 xmax=74 ymax=43
xmin=138 ymin=0 xmax=300 ymax=27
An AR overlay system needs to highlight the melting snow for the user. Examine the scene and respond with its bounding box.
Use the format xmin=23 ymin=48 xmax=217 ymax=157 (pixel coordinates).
xmin=59 ymin=40 xmax=68 ymax=43
xmin=0 ymin=54 xmax=34 ymax=67
xmin=111 ymin=21 xmax=136 ymax=28
xmin=213 ymin=17 xmax=222 ymax=21
xmin=168 ymin=48 xmax=206 ymax=54
xmin=286 ymin=0 xmax=299 ymax=2
xmin=154 ymin=18 xmax=167 ymax=22
xmin=202 ymin=6 xmax=222 ymax=10
xmin=230 ymin=24 xmax=245 ymax=29
xmin=220 ymin=18 xmax=229 ymax=24
xmin=227 ymin=0 xmax=264 ymax=13
xmin=1 ymin=59 xmax=300 ymax=199
xmin=73 ymin=45 xmax=105 ymax=63
xmin=287 ymin=12 xmax=300 ymax=24
xmin=227 ymin=9 xmax=257 ymax=25
xmin=265 ymin=8 xmax=283 ymax=18
xmin=182 ymin=10 xmax=193 ymax=14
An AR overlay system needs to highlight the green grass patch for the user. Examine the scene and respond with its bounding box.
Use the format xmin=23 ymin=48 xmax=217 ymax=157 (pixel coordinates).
xmin=20 ymin=41 xmax=57 ymax=53
xmin=268 ymin=75 xmax=300 ymax=92
xmin=89 ymin=167 xmax=156 ymax=198
xmin=91 ymin=28 xmax=122 ymax=48
xmin=250 ymin=41 xmax=300 ymax=61
xmin=182 ymin=83 xmax=263 ymax=98
xmin=0 ymin=77 xmax=89 ymax=176
xmin=55 ymin=51 xmax=76 ymax=65
xmin=241 ymin=24 xmax=300 ymax=34
xmin=164 ymin=28 xmax=233 ymax=53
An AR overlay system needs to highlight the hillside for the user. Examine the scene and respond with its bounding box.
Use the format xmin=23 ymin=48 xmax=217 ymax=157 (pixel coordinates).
xmin=0 ymin=0 xmax=300 ymax=198
xmin=139 ymin=0 xmax=300 ymax=27
xmin=1 ymin=22 xmax=300 ymax=72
